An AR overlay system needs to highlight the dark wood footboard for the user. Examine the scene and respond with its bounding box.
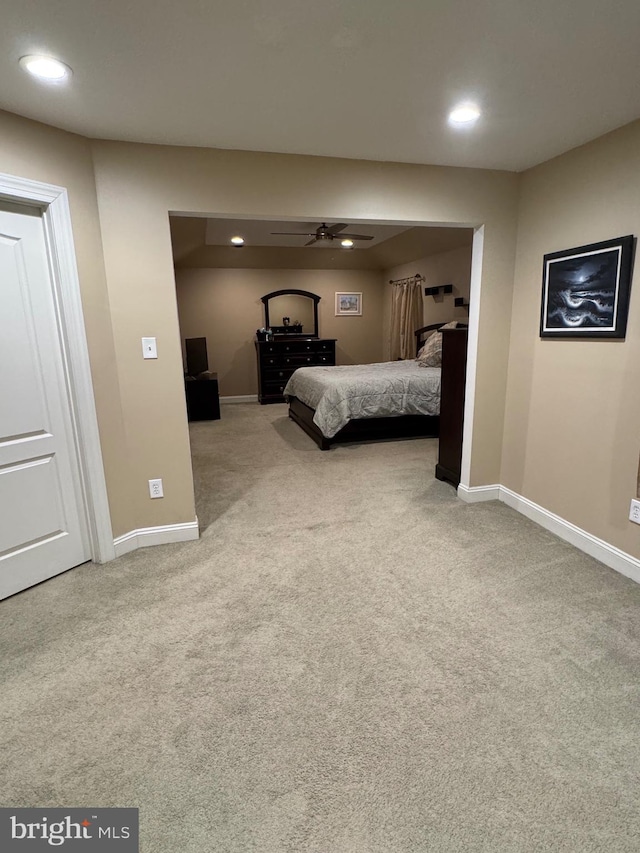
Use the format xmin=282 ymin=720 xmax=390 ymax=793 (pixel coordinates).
xmin=288 ymin=396 xmax=439 ymax=450
xmin=288 ymin=396 xmax=332 ymax=449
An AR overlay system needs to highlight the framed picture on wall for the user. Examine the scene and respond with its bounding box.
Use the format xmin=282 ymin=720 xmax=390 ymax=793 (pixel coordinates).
xmin=335 ymin=292 xmax=362 ymax=316
xmin=540 ymin=235 xmax=635 ymax=339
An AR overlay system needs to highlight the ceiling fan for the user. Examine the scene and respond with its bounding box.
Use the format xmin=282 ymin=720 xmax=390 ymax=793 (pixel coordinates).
xmin=271 ymin=222 xmax=374 ymax=246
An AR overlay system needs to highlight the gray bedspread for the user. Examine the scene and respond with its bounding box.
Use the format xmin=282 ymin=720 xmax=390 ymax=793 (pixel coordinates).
xmin=284 ymin=360 xmax=441 ymax=438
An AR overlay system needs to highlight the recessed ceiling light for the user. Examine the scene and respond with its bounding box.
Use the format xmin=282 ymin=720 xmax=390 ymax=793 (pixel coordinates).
xmin=19 ymin=55 xmax=72 ymax=81
xmin=448 ymin=102 xmax=481 ymax=125
xmin=341 ymin=239 xmax=354 ymax=248
xmin=230 ymin=236 xmax=244 ymax=245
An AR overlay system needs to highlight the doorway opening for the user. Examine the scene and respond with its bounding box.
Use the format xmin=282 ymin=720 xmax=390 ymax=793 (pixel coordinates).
xmin=168 ymin=212 xmax=482 ymax=531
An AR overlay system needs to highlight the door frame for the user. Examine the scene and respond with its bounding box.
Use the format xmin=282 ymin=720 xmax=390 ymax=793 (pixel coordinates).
xmin=0 ymin=172 xmax=115 ymax=563
xmin=459 ymin=224 xmax=484 ymax=490
xmin=172 ymin=210 xmax=484 ymax=492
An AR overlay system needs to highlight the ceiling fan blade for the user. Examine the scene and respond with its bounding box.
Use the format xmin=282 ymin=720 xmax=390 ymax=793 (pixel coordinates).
xmin=271 ymin=231 xmax=317 ymax=237
xmin=334 ymin=232 xmax=374 ymax=240
xmin=269 ymin=225 xmax=374 ymax=243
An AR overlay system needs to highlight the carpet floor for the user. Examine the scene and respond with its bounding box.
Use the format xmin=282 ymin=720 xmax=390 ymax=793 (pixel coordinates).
xmin=1 ymin=403 xmax=640 ymax=851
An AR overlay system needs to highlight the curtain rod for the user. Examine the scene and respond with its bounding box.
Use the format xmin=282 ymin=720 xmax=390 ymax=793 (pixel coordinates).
xmin=389 ymin=273 xmax=425 ymax=285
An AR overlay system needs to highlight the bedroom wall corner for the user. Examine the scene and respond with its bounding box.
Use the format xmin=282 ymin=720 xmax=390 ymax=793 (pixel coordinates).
xmin=381 ymin=242 xmax=473 ymax=361
xmin=465 ymin=210 xmax=519 ymax=489
xmin=501 ymin=117 xmax=640 ymax=559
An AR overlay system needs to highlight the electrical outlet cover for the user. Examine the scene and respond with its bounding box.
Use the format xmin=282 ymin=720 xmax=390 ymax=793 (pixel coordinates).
xmin=149 ymin=478 xmax=163 ymax=499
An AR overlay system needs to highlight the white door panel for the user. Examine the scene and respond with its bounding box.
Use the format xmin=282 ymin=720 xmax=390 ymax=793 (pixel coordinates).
xmin=0 ymin=206 xmax=90 ymax=599
xmin=0 ymin=232 xmax=50 ymax=436
xmin=0 ymin=454 xmax=66 ymax=553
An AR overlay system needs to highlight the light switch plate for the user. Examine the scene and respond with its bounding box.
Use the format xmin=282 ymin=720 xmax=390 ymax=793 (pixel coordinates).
xmin=142 ymin=337 xmax=157 ymax=359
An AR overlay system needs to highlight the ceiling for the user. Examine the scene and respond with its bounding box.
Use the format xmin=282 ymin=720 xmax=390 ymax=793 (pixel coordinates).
xmin=203 ymin=219 xmax=408 ymax=249
xmin=2 ymin=0 xmax=640 ymax=172
xmin=170 ymin=217 xmax=473 ymax=270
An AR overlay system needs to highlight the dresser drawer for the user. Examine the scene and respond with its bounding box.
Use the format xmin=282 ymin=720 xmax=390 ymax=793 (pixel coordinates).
xmin=263 ymin=380 xmax=288 ymax=397
xmin=260 ymin=353 xmax=282 ymax=368
xmin=289 ymin=341 xmax=316 ymax=354
xmin=312 ymin=340 xmax=335 ymax=354
xmin=281 ymin=353 xmax=316 ymax=367
xmin=264 ymin=367 xmax=296 ymax=382
xmin=274 ymin=341 xmax=316 ymax=355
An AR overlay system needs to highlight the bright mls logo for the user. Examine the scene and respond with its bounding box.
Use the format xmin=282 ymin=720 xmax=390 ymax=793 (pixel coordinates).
xmin=0 ymin=809 xmax=138 ymax=851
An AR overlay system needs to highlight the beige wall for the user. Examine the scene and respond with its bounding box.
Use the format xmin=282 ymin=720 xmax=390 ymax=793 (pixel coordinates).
xmin=1 ymin=113 xmax=519 ymax=539
xmin=175 ymin=269 xmax=386 ymax=396
xmin=382 ymin=244 xmax=473 ymax=359
xmin=0 ymin=111 xmax=131 ymax=537
xmin=90 ymin=140 xmax=520 ymax=528
xmin=503 ymin=119 xmax=640 ymax=557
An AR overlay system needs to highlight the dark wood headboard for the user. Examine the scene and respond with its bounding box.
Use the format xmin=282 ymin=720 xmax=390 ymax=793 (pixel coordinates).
xmin=414 ymin=323 xmax=445 ymax=356
xmin=414 ymin=322 xmax=468 ymax=356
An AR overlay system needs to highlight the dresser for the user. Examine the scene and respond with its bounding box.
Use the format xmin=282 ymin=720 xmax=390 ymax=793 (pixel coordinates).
xmin=435 ymin=327 xmax=468 ymax=487
xmin=255 ymin=337 xmax=336 ymax=403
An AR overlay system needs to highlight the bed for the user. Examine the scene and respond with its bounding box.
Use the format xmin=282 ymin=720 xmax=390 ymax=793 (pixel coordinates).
xmin=284 ymin=323 xmax=449 ymax=450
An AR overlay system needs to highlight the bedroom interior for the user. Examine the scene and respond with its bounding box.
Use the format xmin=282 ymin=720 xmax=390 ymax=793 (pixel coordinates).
xmin=172 ymin=216 xmax=474 ymax=399
xmin=2 ymin=0 xmax=640 ymax=844
xmin=171 ymin=216 xmax=473 ymax=475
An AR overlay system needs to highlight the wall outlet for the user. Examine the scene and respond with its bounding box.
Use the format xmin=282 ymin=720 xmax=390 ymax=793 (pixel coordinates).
xmin=629 ymin=499 xmax=640 ymax=524
xmin=149 ymin=478 xmax=163 ymax=499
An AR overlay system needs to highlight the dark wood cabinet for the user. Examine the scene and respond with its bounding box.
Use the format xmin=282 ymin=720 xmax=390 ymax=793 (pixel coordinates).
xmin=255 ymin=337 xmax=336 ymax=403
xmin=185 ymin=375 xmax=220 ymax=421
xmin=435 ymin=327 xmax=468 ymax=487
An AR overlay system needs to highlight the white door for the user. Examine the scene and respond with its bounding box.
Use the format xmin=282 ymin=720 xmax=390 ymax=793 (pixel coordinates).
xmin=0 ymin=203 xmax=90 ymax=599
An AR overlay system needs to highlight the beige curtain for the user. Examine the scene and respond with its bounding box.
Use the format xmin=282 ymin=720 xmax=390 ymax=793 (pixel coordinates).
xmin=390 ymin=280 xmax=423 ymax=360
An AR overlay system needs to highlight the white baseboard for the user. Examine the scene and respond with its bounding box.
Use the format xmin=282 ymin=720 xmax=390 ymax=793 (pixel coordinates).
xmin=220 ymin=395 xmax=258 ymax=404
xmin=457 ymin=483 xmax=501 ymax=503
xmin=457 ymin=483 xmax=640 ymax=585
xmin=114 ymin=519 xmax=199 ymax=557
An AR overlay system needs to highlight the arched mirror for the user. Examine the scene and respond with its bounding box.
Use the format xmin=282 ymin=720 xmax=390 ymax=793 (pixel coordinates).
xmin=261 ymin=289 xmax=320 ymax=337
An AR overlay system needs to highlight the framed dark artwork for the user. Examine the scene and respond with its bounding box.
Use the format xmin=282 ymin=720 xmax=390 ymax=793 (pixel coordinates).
xmin=540 ymin=235 xmax=635 ymax=339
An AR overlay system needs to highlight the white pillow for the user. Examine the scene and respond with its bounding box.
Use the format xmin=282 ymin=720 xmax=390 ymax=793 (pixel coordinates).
xmin=416 ymin=322 xmax=458 ymax=367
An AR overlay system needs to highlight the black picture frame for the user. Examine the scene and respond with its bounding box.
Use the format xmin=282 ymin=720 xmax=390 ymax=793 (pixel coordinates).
xmin=540 ymin=235 xmax=635 ymax=339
